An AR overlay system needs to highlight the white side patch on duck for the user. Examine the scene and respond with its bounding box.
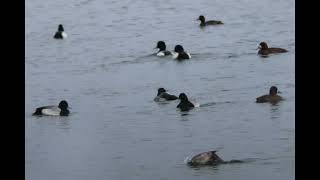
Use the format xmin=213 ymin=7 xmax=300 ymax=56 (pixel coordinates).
xmin=41 ymin=107 xmax=61 ymax=116
xmin=172 ymin=52 xmax=179 ymax=59
xmin=193 ymin=102 xmax=200 ymax=107
xmin=156 ymin=51 xmax=165 ymax=57
xmin=184 ymin=155 xmax=193 ymax=164
xmin=154 ymin=96 xmax=161 ymax=101
xmin=154 ymin=95 xmax=167 ymax=102
xmin=62 ymin=32 xmax=68 ymax=38
xmin=187 ymin=52 xmax=191 ymax=59
xmin=190 ymin=99 xmax=200 ymax=107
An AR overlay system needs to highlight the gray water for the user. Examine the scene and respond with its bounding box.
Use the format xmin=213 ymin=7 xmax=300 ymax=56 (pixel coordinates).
xmin=25 ymin=0 xmax=295 ymax=179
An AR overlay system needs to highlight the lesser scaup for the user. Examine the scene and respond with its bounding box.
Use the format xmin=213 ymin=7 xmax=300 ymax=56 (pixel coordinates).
xmin=197 ymin=15 xmax=223 ymax=26
xmin=53 ymin=24 xmax=68 ymax=39
xmin=177 ymin=93 xmax=197 ymax=111
xmin=257 ymin=42 xmax=288 ymax=55
xmin=154 ymin=41 xmax=172 ymax=56
xmin=33 ymin=100 xmax=70 ymax=116
xmin=172 ymin=45 xmax=191 ymax=60
xmin=256 ymin=86 xmax=283 ymax=104
xmin=154 ymin=88 xmax=178 ymax=101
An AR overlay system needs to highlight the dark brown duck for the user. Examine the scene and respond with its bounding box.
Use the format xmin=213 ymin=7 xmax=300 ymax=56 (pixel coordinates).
xmin=256 ymin=86 xmax=283 ymax=104
xmin=197 ymin=15 xmax=223 ymax=26
xmin=257 ymin=42 xmax=288 ymax=55
xmin=187 ymin=151 xmax=243 ymax=166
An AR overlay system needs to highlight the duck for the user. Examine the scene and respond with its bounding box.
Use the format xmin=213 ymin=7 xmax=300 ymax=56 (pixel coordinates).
xmin=197 ymin=15 xmax=223 ymax=26
xmin=172 ymin=45 xmax=191 ymax=60
xmin=186 ymin=151 xmax=243 ymax=166
xmin=176 ymin=93 xmax=197 ymax=111
xmin=257 ymin=42 xmax=288 ymax=55
xmin=154 ymin=88 xmax=178 ymax=101
xmin=53 ymin=24 xmax=68 ymax=39
xmin=256 ymin=86 xmax=283 ymax=104
xmin=33 ymin=100 xmax=70 ymax=116
xmin=187 ymin=151 xmax=223 ymax=166
xmin=154 ymin=41 xmax=172 ymax=56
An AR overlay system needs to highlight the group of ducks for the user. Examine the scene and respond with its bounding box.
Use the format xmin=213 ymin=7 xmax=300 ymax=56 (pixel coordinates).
xmin=154 ymin=88 xmax=200 ymax=111
xmin=33 ymin=15 xmax=288 ymax=166
xmin=32 ymin=85 xmax=283 ymax=117
xmin=154 ymin=86 xmax=283 ymax=112
xmin=155 ymin=41 xmax=192 ymax=60
xmin=153 ymin=15 xmax=287 ymax=59
xmin=154 ymin=41 xmax=288 ymax=60
xmin=53 ymin=15 xmax=288 ymax=60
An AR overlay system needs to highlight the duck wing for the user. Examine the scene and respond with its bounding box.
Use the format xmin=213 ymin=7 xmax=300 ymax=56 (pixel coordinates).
xmin=268 ymin=47 xmax=288 ymax=53
xmin=206 ymin=20 xmax=223 ymax=25
xmin=256 ymin=95 xmax=269 ymax=103
xmin=33 ymin=106 xmax=54 ymax=115
xmin=162 ymin=92 xmax=178 ymax=100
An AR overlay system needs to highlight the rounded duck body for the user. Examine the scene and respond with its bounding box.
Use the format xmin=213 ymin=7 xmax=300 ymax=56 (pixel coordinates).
xmin=54 ymin=24 xmax=67 ymax=39
xmin=187 ymin=151 xmax=244 ymax=166
xmin=172 ymin=45 xmax=191 ymax=60
xmin=177 ymin=93 xmax=195 ymax=111
xmin=33 ymin=100 xmax=70 ymax=116
xmin=187 ymin=151 xmax=223 ymax=166
xmin=154 ymin=88 xmax=178 ymax=101
xmin=155 ymin=41 xmax=172 ymax=56
xmin=256 ymin=86 xmax=283 ymax=104
xmin=197 ymin=15 xmax=223 ymax=27
xmin=257 ymin=42 xmax=288 ymax=55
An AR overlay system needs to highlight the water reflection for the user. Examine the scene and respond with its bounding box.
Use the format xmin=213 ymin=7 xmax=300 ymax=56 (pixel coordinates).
xmin=56 ymin=117 xmax=71 ymax=130
xmin=180 ymin=111 xmax=190 ymax=119
xmin=270 ymin=103 xmax=281 ymax=120
xmin=31 ymin=115 xmax=71 ymax=130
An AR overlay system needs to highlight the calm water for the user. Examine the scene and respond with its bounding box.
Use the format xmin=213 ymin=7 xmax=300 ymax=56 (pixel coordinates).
xmin=25 ymin=0 xmax=295 ymax=179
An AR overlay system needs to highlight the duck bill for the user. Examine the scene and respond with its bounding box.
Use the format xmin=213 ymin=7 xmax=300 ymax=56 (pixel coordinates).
xmin=256 ymin=45 xmax=262 ymax=50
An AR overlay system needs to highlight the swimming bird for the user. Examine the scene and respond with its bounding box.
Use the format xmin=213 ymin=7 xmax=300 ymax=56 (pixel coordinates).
xmin=256 ymin=86 xmax=283 ymax=104
xmin=187 ymin=151 xmax=223 ymax=166
xmin=172 ymin=45 xmax=191 ymax=60
xmin=154 ymin=41 xmax=172 ymax=56
xmin=257 ymin=42 xmax=288 ymax=55
xmin=53 ymin=24 xmax=68 ymax=39
xmin=176 ymin=93 xmax=198 ymax=111
xmin=197 ymin=15 xmax=223 ymax=26
xmin=33 ymin=100 xmax=70 ymax=116
xmin=186 ymin=151 xmax=243 ymax=166
xmin=154 ymin=88 xmax=178 ymax=101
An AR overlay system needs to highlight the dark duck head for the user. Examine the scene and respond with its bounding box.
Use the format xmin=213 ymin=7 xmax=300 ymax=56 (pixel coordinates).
xmin=173 ymin=45 xmax=191 ymax=60
xmin=177 ymin=93 xmax=195 ymax=111
xmin=155 ymin=41 xmax=171 ymax=56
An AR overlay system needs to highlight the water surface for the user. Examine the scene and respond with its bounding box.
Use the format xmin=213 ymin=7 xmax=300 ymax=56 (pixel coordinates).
xmin=26 ymin=0 xmax=295 ymax=179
